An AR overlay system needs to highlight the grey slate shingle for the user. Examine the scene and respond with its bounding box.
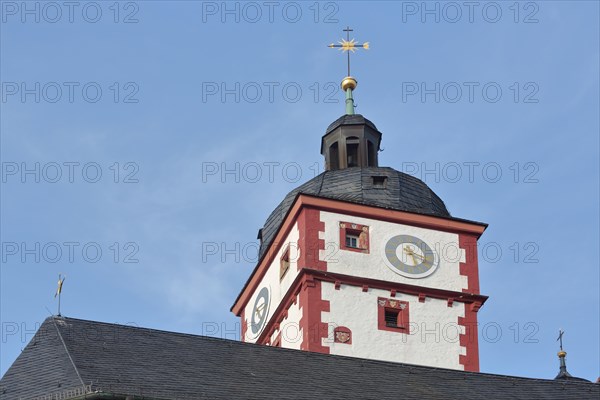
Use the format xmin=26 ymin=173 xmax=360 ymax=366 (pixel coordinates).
xmin=1 ymin=317 xmax=597 ymax=400
xmin=324 ymin=114 xmax=379 ymax=135
xmin=258 ymin=166 xmax=458 ymax=260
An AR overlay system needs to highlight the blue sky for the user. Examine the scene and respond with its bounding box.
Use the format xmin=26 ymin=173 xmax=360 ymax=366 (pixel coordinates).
xmin=1 ymin=0 xmax=598 ymax=381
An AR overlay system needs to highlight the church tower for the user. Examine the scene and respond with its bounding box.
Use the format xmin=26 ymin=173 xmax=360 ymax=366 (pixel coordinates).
xmin=231 ymin=30 xmax=488 ymax=372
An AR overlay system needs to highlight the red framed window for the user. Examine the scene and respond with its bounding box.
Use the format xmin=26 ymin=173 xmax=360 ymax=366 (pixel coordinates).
xmin=339 ymin=222 xmax=369 ymax=253
xmin=377 ymin=298 xmax=409 ymax=333
xmin=280 ymin=245 xmax=290 ymax=280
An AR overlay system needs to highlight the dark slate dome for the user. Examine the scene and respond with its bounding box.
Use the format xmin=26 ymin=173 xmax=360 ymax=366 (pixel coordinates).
xmin=325 ymin=114 xmax=378 ymax=135
xmin=258 ymin=167 xmax=450 ymax=260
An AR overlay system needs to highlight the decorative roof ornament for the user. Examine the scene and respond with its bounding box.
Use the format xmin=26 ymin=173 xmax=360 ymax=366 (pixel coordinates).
xmin=553 ymin=329 xmax=588 ymax=381
xmin=54 ymin=274 xmax=66 ymax=316
xmin=555 ymin=329 xmax=573 ymax=379
xmin=328 ymin=27 xmax=369 ymax=115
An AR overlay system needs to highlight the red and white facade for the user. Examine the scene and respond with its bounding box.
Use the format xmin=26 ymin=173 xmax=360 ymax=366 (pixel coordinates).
xmin=232 ymin=195 xmax=487 ymax=372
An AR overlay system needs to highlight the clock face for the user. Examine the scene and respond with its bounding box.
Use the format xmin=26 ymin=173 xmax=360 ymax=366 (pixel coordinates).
xmin=383 ymin=234 xmax=439 ymax=278
xmin=250 ymin=286 xmax=270 ymax=336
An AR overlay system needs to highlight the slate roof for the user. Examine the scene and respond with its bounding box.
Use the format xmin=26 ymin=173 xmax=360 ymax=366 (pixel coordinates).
xmin=258 ymin=166 xmax=457 ymax=260
xmin=1 ymin=317 xmax=597 ymax=400
xmin=325 ymin=113 xmax=379 ymax=133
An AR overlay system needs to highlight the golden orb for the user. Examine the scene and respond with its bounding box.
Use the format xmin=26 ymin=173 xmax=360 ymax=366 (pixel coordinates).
xmin=558 ymin=351 xmax=567 ymax=357
xmin=341 ymin=76 xmax=357 ymax=91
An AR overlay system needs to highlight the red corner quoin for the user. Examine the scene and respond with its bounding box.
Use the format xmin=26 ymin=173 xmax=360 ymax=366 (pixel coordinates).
xmin=297 ymin=208 xmax=330 ymax=353
xmin=297 ymin=207 xmax=327 ymax=272
xmin=458 ymin=233 xmax=481 ymax=372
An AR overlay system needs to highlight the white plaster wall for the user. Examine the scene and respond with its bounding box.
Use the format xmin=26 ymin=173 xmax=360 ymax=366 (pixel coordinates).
xmin=243 ymin=222 xmax=301 ymax=343
xmin=269 ymin=294 xmax=303 ymax=350
xmin=319 ymin=211 xmax=468 ymax=292
xmin=321 ymin=282 xmax=466 ymax=369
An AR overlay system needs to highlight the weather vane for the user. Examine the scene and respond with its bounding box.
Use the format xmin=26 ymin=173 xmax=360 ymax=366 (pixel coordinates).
xmin=54 ymin=274 xmax=66 ymax=316
xmin=328 ymin=27 xmax=370 ymax=115
xmin=328 ymin=26 xmax=369 ymax=77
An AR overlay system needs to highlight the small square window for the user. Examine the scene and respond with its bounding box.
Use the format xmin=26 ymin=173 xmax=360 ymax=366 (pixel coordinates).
xmin=339 ymin=222 xmax=370 ymax=253
xmin=372 ymin=176 xmax=387 ymax=189
xmin=378 ymin=298 xmax=409 ymax=333
xmin=345 ymin=234 xmax=359 ymax=249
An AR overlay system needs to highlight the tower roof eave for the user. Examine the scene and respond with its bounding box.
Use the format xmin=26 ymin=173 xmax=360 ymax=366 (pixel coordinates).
xmin=231 ymin=190 xmax=487 ymax=316
xmin=320 ymin=114 xmax=381 ymax=154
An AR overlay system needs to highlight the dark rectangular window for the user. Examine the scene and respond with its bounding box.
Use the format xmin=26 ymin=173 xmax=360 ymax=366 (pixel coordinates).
xmin=347 ymin=141 xmax=359 ymax=168
xmin=372 ymin=176 xmax=387 ymax=189
xmin=329 ymin=142 xmax=339 ymax=170
xmin=368 ymin=140 xmax=376 ymax=167
xmin=385 ymin=309 xmax=399 ymax=328
xmin=280 ymin=246 xmax=290 ymax=280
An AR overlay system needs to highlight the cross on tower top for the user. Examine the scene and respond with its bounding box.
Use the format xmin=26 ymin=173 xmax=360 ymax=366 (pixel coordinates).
xmin=328 ymin=26 xmax=369 ymax=77
xmin=328 ymin=27 xmax=369 ymax=115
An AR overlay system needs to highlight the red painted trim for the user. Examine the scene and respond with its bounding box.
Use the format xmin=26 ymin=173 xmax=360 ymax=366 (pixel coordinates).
xmin=458 ymin=233 xmax=481 ymax=372
xmin=459 ymin=233 xmax=480 ymax=295
xmin=272 ymin=332 xmax=282 ymax=347
xmin=231 ymin=197 xmax=307 ymax=316
xmin=297 ymin=207 xmax=327 ymax=272
xmin=299 ymin=195 xmax=487 ymax=236
xmin=377 ymin=297 xmax=410 ymax=333
xmin=255 ymin=273 xmax=304 ymax=345
xmin=418 ymin=293 xmax=426 ymax=303
xmin=232 ymin=194 xmax=486 ymax=315
xmin=458 ymin=302 xmax=481 ymax=372
xmin=296 ymin=209 xmax=330 ymax=353
xmin=307 ymin=269 xmax=488 ymax=305
xmin=254 ymin=210 xmax=331 ymax=351
xmin=299 ymin=277 xmax=330 ymax=353
xmin=339 ymin=221 xmax=370 ymax=253
xmin=252 ymin=268 xmax=486 ymax=355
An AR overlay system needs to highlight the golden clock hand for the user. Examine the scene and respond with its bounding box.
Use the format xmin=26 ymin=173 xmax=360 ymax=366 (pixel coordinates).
xmin=410 ymin=253 xmax=419 ymax=265
xmin=255 ymin=303 xmax=265 ymax=318
xmin=404 ymin=246 xmax=422 ymax=265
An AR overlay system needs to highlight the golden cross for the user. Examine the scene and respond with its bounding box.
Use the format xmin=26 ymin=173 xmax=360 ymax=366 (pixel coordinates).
xmin=328 ymin=26 xmax=369 ymax=76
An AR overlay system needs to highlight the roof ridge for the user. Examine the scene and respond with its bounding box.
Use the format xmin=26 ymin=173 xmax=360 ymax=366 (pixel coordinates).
xmin=50 ymin=317 xmax=86 ymax=386
xmin=56 ymin=316 xmax=247 ymax=342
xmin=49 ymin=317 xmax=594 ymax=386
